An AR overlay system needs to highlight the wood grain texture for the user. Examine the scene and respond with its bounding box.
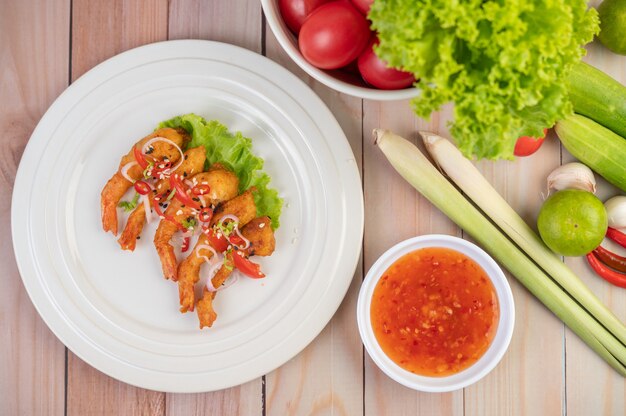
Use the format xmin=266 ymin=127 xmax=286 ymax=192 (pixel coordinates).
xmin=168 ymin=0 xmax=262 ymax=53
xmin=563 ymin=38 xmax=626 ymax=416
xmin=465 ymin=139 xmax=564 ymax=416
xmin=0 ymin=0 xmax=69 ymax=414
xmin=66 ymin=1 xmax=168 ymax=415
xmin=263 ymin=19 xmax=365 ymax=416
xmin=163 ymin=1 xmax=264 ymax=415
xmin=362 ymin=101 xmax=463 ymax=416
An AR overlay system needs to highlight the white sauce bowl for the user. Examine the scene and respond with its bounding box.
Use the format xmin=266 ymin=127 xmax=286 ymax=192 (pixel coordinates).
xmin=357 ymin=235 xmax=515 ymax=392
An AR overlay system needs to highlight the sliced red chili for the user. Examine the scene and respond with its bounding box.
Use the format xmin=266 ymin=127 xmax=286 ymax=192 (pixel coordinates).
xmin=198 ymin=207 xmax=213 ymax=223
xmin=586 ymin=252 xmax=626 ymax=288
xmin=606 ymin=227 xmax=626 ymax=249
xmin=152 ymin=194 xmax=186 ymax=232
xmin=232 ymin=250 xmax=265 ymax=279
xmin=594 ymin=245 xmax=626 ymax=273
xmin=192 ymin=184 xmax=211 ymax=196
xmin=182 ymin=236 xmax=191 ymax=253
xmin=133 ymin=146 xmax=149 ymax=169
xmin=169 ymin=174 xmax=201 ymax=209
xmin=134 ymin=180 xmax=151 ymax=195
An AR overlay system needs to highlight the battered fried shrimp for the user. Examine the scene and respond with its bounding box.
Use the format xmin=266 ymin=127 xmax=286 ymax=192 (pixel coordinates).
xmin=154 ymin=166 xmax=240 ymax=281
xmin=210 ymin=189 xmax=257 ymax=227
xmin=117 ymin=146 xmax=206 ymax=251
xmin=101 ymin=127 xmax=189 ymax=235
xmin=177 ymin=190 xmax=258 ymax=312
xmin=197 ymin=217 xmax=275 ymax=329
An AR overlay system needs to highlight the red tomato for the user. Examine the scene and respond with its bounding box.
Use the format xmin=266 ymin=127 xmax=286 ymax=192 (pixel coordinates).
xmin=299 ymin=2 xmax=370 ymax=69
xmin=278 ymin=0 xmax=331 ymax=35
xmin=514 ymin=129 xmax=548 ymax=157
xmin=231 ymin=251 xmax=265 ymax=279
xmin=357 ymin=38 xmax=416 ymax=90
xmin=350 ymin=0 xmax=373 ymax=15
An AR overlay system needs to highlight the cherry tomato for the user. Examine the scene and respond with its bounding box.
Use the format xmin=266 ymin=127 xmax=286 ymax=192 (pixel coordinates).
xmin=514 ymin=129 xmax=548 ymax=157
xmin=231 ymin=251 xmax=265 ymax=279
xmin=299 ymin=2 xmax=370 ymax=69
xmin=357 ymin=38 xmax=416 ymax=90
xmin=350 ymin=0 xmax=373 ymax=15
xmin=278 ymin=0 xmax=331 ymax=35
xmin=206 ymin=228 xmax=229 ymax=252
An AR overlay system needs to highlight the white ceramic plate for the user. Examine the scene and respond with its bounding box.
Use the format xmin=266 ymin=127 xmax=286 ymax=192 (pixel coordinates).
xmin=11 ymin=40 xmax=363 ymax=393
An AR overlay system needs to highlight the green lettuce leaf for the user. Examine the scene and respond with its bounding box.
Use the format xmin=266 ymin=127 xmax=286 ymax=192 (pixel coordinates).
xmin=158 ymin=114 xmax=283 ymax=229
xmin=370 ymin=0 xmax=599 ymax=159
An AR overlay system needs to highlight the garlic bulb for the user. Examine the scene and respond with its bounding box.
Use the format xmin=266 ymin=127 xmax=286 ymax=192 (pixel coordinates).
xmin=547 ymin=162 xmax=596 ymax=194
xmin=604 ymin=196 xmax=626 ymax=231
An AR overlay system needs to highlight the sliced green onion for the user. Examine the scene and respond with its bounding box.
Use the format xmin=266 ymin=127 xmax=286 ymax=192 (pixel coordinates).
xmin=375 ymin=129 xmax=626 ymax=376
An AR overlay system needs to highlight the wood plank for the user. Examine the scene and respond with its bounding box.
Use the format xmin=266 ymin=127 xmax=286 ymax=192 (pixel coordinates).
xmin=362 ymin=101 xmax=463 ymax=415
xmin=564 ymin=35 xmax=626 ymax=416
xmin=263 ymin=18 xmax=364 ymax=416
xmin=465 ymin=142 xmax=564 ymax=415
xmin=0 ymin=0 xmax=69 ymax=414
xmin=67 ymin=1 xmax=168 ymax=414
xmin=165 ymin=1 xmax=264 ymax=413
xmin=168 ymin=0 xmax=262 ymax=53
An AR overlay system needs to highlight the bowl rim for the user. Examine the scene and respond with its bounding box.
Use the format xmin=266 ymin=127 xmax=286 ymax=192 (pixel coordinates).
xmin=260 ymin=0 xmax=420 ymax=101
xmin=357 ymin=234 xmax=515 ymax=392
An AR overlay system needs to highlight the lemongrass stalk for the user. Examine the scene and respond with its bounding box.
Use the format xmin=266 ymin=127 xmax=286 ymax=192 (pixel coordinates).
xmin=422 ymin=132 xmax=626 ymax=346
xmin=375 ymin=129 xmax=626 ymax=376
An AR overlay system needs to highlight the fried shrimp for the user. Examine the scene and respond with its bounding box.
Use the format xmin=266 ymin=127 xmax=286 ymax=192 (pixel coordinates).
xmin=101 ymin=127 xmax=189 ymax=235
xmin=117 ymin=146 xmax=206 ymax=251
xmin=196 ymin=216 xmax=275 ymax=329
xmin=154 ymin=166 xmax=240 ymax=281
xmin=177 ymin=190 xmax=258 ymax=313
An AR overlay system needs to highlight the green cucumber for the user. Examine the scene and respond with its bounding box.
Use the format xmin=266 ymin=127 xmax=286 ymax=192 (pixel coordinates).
xmin=555 ymin=114 xmax=626 ymax=192
xmin=568 ymin=62 xmax=626 ymax=139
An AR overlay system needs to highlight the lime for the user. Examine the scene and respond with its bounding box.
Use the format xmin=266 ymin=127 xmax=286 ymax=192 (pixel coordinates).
xmin=598 ymin=0 xmax=626 ymax=55
xmin=537 ymin=190 xmax=608 ymax=256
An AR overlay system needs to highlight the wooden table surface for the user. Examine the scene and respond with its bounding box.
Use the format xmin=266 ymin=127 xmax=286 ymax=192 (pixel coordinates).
xmin=1 ymin=0 xmax=624 ymax=415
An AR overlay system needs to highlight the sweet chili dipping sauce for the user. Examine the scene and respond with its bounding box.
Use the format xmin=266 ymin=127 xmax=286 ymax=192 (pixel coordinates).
xmin=371 ymin=247 xmax=499 ymax=376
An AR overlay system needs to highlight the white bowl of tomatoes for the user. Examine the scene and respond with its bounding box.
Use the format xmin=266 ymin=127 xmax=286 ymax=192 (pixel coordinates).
xmin=261 ymin=0 xmax=419 ymax=100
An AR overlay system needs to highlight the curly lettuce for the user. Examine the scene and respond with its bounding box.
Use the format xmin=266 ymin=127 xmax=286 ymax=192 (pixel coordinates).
xmin=370 ymin=0 xmax=599 ymax=159
xmin=158 ymin=114 xmax=283 ymax=229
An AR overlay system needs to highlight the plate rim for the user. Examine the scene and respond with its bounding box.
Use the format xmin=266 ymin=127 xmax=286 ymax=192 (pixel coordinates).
xmin=11 ymin=39 xmax=364 ymax=392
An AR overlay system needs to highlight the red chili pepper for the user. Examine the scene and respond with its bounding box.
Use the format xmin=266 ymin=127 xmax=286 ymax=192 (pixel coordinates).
xmin=586 ymin=252 xmax=626 ymax=288
xmin=207 ymin=228 xmax=229 ymax=252
xmin=152 ymin=195 xmax=186 ymax=232
xmin=169 ymin=174 xmax=201 ymax=209
xmin=133 ymin=180 xmax=151 ymax=195
xmin=192 ymin=184 xmax=211 ymax=196
xmin=198 ymin=207 xmax=213 ymax=223
xmin=133 ymin=146 xmax=149 ymax=169
xmin=231 ymin=250 xmax=265 ymax=279
xmin=606 ymin=227 xmax=626 ymax=249
xmin=229 ymin=233 xmax=245 ymax=247
xmin=593 ymin=245 xmax=626 ymax=273
xmin=182 ymin=236 xmax=191 ymax=253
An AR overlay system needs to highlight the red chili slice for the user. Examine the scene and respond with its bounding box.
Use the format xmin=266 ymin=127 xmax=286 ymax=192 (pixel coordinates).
xmin=198 ymin=207 xmax=213 ymax=223
xmin=586 ymin=252 xmax=626 ymax=288
xmin=232 ymin=250 xmax=265 ymax=279
xmin=192 ymin=184 xmax=211 ymax=196
xmin=169 ymin=174 xmax=201 ymax=209
xmin=133 ymin=146 xmax=149 ymax=169
xmin=152 ymin=194 xmax=187 ymax=232
xmin=182 ymin=236 xmax=191 ymax=253
xmin=133 ymin=180 xmax=151 ymax=195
